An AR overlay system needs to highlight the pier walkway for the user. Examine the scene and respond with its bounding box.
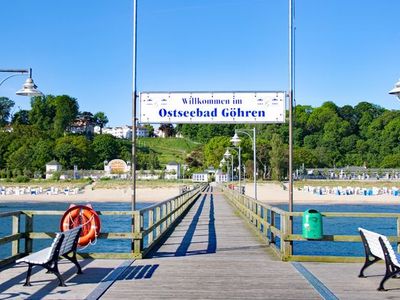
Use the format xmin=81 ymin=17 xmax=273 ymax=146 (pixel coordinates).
xmin=1 ymin=186 xmax=400 ymax=299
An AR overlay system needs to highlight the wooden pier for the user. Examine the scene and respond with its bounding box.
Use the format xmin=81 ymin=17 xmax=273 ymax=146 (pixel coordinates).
xmin=1 ymin=185 xmax=400 ymax=299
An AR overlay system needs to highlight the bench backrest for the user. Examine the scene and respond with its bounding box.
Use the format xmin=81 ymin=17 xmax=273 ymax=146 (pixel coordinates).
xmin=59 ymin=226 xmax=82 ymax=255
xmin=359 ymin=227 xmax=400 ymax=267
xmin=45 ymin=233 xmax=64 ymax=262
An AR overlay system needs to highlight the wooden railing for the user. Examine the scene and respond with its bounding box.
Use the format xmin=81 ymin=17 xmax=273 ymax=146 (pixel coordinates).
xmin=0 ymin=183 xmax=207 ymax=267
xmin=221 ymin=185 xmax=400 ymax=262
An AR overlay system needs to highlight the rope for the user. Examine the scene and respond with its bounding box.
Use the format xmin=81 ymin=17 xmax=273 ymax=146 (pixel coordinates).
xmin=66 ymin=208 xmax=99 ymax=250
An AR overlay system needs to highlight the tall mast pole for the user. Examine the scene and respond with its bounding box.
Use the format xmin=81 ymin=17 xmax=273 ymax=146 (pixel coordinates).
xmin=131 ymin=0 xmax=138 ymax=211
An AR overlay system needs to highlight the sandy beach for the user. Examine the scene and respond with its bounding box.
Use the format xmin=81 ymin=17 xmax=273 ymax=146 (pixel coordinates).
xmin=244 ymin=182 xmax=400 ymax=205
xmin=0 ymin=185 xmax=182 ymax=203
xmin=1 ymin=181 xmax=400 ymax=205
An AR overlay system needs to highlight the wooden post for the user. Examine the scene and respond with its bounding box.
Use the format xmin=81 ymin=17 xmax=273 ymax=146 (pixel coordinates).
xmin=166 ymin=202 xmax=171 ymax=227
xmin=148 ymin=209 xmax=154 ymax=245
xmin=11 ymin=214 xmax=20 ymax=256
xmin=281 ymin=213 xmax=293 ymax=261
xmin=156 ymin=206 xmax=161 ymax=238
xmin=270 ymin=210 xmax=275 ymax=244
xmin=24 ymin=213 xmax=33 ymax=254
xmin=133 ymin=211 xmax=142 ymax=257
xmin=397 ymin=217 xmax=400 ymax=253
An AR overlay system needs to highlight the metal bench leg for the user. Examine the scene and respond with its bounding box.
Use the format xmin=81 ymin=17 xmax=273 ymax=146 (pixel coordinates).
xmin=23 ymin=264 xmax=33 ymax=286
xmin=52 ymin=264 xmax=66 ymax=287
xmin=378 ymin=271 xmax=392 ymax=291
xmin=358 ymin=256 xmax=380 ymax=277
xmin=63 ymin=253 xmax=82 ymax=274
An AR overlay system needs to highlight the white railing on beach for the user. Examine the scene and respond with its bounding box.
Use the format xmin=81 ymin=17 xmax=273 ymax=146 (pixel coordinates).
xmin=301 ymin=185 xmax=400 ymax=196
xmin=0 ymin=186 xmax=81 ymax=196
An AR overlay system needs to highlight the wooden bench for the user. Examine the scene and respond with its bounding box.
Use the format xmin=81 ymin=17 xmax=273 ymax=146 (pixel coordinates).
xmin=358 ymin=227 xmax=400 ymax=291
xmin=16 ymin=226 xmax=82 ymax=287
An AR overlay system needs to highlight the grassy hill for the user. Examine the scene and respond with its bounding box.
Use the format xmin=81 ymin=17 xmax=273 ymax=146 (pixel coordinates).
xmin=137 ymin=137 xmax=201 ymax=166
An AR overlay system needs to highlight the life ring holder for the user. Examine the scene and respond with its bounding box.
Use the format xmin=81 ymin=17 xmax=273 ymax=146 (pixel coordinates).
xmin=60 ymin=204 xmax=101 ymax=248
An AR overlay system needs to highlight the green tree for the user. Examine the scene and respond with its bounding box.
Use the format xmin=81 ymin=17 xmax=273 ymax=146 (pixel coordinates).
xmin=203 ymin=136 xmax=231 ymax=167
xmin=53 ymin=95 xmax=79 ymax=137
xmin=11 ymin=109 xmax=30 ymax=125
xmin=54 ymin=135 xmax=91 ymax=169
xmin=93 ymin=112 xmax=109 ymax=134
xmin=29 ymin=95 xmax=56 ymax=131
xmin=294 ymin=147 xmax=318 ymax=169
xmin=31 ymin=140 xmax=54 ymax=171
xmin=0 ymin=97 xmax=15 ymax=127
xmin=7 ymin=145 xmax=32 ymax=172
xmin=269 ymin=134 xmax=286 ymax=180
xmin=91 ymin=134 xmax=119 ymax=169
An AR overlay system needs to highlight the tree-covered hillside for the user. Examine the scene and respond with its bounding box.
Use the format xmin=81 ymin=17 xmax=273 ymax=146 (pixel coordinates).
xmin=1 ymin=94 xmax=400 ymax=180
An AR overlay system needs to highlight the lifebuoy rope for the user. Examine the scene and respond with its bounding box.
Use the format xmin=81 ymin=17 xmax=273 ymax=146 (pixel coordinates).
xmin=64 ymin=207 xmax=100 ymax=249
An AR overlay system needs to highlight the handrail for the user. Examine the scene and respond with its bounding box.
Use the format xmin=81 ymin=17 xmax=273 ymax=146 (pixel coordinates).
xmin=0 ymin=183 xmax=207 ymax=267
xmin=221 ymin=183 xmax=400 ymax=262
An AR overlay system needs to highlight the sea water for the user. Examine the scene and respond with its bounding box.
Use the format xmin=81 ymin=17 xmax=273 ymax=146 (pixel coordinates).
xmin=276 ymin=203 xmax=400 ymax=257
xmin=0 ymin=202 xmax=153 ymax=259
xmin=1 ymin=202 xmax=400 ymax=259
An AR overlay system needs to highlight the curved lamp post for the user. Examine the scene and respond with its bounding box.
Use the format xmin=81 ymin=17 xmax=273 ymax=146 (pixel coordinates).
xmin=389 ymin=79 xmax=400 ymax=100
xmin=0 ymin=68 xmax=43 ymax=96
xmin=225 ymin=146 xmax=241 ymax=191
xmin=224 ymin=149 xmax=233 ymax=182
xmin=231 ymin=128 xmax=257 ymax=199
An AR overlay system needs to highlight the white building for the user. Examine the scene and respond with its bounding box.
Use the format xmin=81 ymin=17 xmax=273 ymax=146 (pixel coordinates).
xmin=137 ymin=126 xmax=149 ymax=137
xmin=165 ymin=162 xmax=180 ymax=180
xmin=69 ymin=117 xmax=95 ymax=135
xmin=94 ymin=125 xmax=149 ymax=139
xmin=192 ymin=173 xmax=209 ymax=182
xmin=45 ymin=160 xmax=62 ymax=179
xmin=215 ymin=169 xmax=228 ymax=183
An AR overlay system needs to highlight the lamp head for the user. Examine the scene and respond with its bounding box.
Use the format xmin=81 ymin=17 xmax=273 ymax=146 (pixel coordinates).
xmin=231 ymin=132 xmax=241 ymax=146
xmin=224 ymin=149 xmax=231 ymax=158
xmin=220 ymin=157 xmax=226 ymax=164
xmin=16 ymin=77 xmax=43 ymax=97
xmin=389 ymin=79 xmax=400 ymax=100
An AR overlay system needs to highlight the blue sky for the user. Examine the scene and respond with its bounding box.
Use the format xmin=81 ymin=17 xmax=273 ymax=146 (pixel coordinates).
xmin=1 ymin=0 xmax=399 ymax=126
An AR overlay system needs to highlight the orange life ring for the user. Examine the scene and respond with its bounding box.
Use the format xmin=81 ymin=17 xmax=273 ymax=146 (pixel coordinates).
xmin=60 ymin=204 xmax=101 ymax=247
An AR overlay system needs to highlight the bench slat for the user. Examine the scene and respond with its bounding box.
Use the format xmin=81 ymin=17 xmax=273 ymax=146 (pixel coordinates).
xmin=359 ymin=227 xmax=400 ymax=268
xmin=16 ymin=233 xmax=63 ymax=265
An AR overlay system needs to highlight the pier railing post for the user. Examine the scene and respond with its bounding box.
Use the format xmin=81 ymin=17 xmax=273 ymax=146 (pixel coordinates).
xmin=148 ymin=209 xmax=154 ymax=245
xmin=132 ymin=211 xmax=142 ymax=258
xmin=270 ymin=210 xmax=275 ymax=244
xmin=281 ymin=212 xmax=293 ymax=261
xmin=397 ymin=217 xmax=400 ymax=253
xmin=155 ymin=206 xmax=161 ymax=238
xmin=24 ymin=213 xmax=33 ymax=255
xmin=11 ymin=214 xmax=20 ymax=257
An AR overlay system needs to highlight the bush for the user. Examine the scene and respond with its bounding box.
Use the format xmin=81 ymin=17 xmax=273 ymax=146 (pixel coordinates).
xmin=14 ymin=175 xmax=30 ymax=183
xmin=52 ymin=171 xmax=61 ymax=181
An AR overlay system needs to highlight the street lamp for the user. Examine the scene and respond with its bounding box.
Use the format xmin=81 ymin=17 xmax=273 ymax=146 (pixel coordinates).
xmin=231 ymin=128 xmax=257 ymax=200
xmin=389 ymin=79 xmax=400 ymax=100
xmin=0 ymin=68 xmax=43 ymax=96
xmin=224 ymin=149 xmax=234 ymax=182
xmin=225 ymin=146 xmax=241 ymax=192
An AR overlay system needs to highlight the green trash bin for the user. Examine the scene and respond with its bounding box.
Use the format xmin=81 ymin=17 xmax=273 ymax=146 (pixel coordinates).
xmin=302 ymin=209 xmax=323 ymax=240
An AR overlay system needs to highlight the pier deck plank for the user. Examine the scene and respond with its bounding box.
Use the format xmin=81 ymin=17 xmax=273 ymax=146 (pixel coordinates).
xmin=302 ymin=261 xmax=400 ymax=300
xmin=0 ymin=259 xmax=125 ymax=299
xmin=102 ymin=187 xmax=320 ymax=299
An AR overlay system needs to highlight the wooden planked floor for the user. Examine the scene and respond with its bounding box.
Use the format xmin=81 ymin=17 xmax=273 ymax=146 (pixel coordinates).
xmin=102 ymin=186 xmax=321 ymax=300
xmin=0 ymin=259 xmax=126 ymax=299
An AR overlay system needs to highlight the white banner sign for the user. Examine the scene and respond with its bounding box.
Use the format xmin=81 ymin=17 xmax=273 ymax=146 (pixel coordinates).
xmin=140 ymin=91 xmax=286 ymax=124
